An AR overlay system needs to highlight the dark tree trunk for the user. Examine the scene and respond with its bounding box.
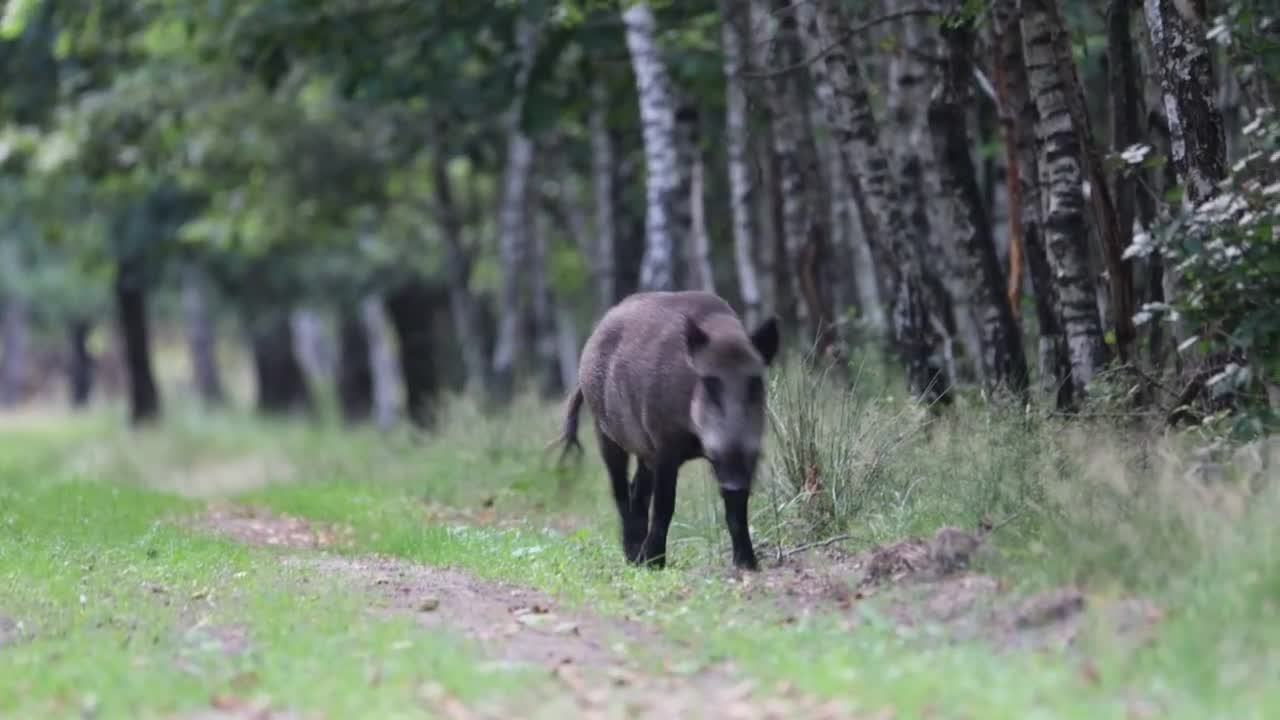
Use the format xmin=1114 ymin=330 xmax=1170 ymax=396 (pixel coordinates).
xmin=115 ymin=262 xmax=161 ymax=424
xmin=588 ymin=77 xmax=619 ymax=313
xmin=433 ymin=141 xmax=488 ymax=394
xmin=613 ymin=151 xmax=646 ymax=302
xmin=1143 ymin=0 xmax=1227 ymax=205
xmin=385 ymin=280 xmax=441 ymax=427
xmin=929 ymin=10 xmax=1029 ymax=397
xmin=336 ymin=306 xmax=374 ymax=423
xmin=66 ymin=319 xmax=94 ymax=409
xmin=249 ymin=311 xmax=311 ymax=416
xmin=0 ymin=297 xmax=29 ymax=407
xmin=530 ymin=209 xmax=564 ymax=398
xmin=182 ymin=264 xmax=225 ymax=407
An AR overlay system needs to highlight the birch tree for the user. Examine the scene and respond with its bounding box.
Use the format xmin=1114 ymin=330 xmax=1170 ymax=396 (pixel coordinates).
xmin=720 ymin=0 xmax=762 ymax=327
xmin=1021 ymin=0 xmax=1111 ymax=394
xmin=181 ymin=263 xmax=225 ymax=407
xmin=797 ymin=0 xmax=945 ymax=400
xmin=1143 ymin=0 xmax=1227 ymax=205
xmin=993 ymin=0 xmax=1073 ymax=406
xmin=755 ymin=0 xmax=834 ymax=350
xmin=929 ymin=8 xmax=1029 ymax=395
xmin=490 ymin=15 xmax=540 ymax=400
xmin=623 ymin=1 xmax=689 ymax=291
xmin=886 ymin=9 xmax=967 ymax=384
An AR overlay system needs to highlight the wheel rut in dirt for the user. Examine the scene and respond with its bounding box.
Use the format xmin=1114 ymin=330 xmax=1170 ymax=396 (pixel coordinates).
xmin=188 ymin=504 xmax=862 ymax=719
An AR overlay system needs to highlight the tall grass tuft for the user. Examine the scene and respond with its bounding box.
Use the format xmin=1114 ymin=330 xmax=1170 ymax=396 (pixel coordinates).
xmin=760 ymin=349 xmax=927 ymax=545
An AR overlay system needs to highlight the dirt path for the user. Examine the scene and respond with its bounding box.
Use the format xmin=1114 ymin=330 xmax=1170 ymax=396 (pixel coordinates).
xmin=189 ymin=504 xmax=862 ymax=720
xmin=186 ymin=506 xmax=1165 ymax=719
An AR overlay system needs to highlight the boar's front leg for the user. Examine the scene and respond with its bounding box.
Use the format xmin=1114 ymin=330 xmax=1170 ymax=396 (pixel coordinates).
xmin=721 ymin=489 xmax=759 ymax=571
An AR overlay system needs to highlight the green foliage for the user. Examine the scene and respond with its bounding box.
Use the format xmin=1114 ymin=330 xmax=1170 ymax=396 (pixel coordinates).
xmin=1133 ymin=113 xmax=1280 ymax=425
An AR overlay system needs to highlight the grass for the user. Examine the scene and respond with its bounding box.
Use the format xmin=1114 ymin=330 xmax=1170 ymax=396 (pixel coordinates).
xmin=2 ymin=352 xmax=1278 ymax=718
xmin=0 ymin=426 xmax=539 ymax=719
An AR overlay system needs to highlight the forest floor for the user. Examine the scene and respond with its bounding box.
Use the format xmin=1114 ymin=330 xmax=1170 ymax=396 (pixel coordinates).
xmin=1 ymin=402 xmax=1277 ymax=719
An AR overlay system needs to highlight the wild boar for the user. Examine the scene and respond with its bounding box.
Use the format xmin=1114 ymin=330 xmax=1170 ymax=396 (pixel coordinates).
xmin=556 ymin=291 xmax=779 ymax=570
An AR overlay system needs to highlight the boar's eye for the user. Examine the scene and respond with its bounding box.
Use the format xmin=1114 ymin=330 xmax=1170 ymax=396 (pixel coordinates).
xmin=746 ymin=376 xmax=764 ymax=404
xmin=701 ymin=376 xmax=724 ymax=407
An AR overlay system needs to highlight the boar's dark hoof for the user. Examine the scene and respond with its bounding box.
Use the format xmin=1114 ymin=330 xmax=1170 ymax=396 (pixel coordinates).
xmin=623 ymin=541 xmax=645 ymax=564
xmin=733 ymin=552 xmax=760 ymax=572
xmin=638 ymin=545 xmax=667 ymax=569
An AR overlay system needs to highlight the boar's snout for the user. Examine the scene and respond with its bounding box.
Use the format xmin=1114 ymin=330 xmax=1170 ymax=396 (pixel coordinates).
xmin=708 ymin=446 xmax=759 ymax=492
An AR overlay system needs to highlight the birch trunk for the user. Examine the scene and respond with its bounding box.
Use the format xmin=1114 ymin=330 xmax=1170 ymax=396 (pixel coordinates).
xmin=929 ymin=10 xmax=1029 ymax=396
xmin=1043 ymin=0 xmax=1138 ymax=361
xmin=721 ymin=0 xmax=762 ymax=327
xmin=1021 ymin=0 xmax=1110 ymax=394
xmin=181 ymin=263 xmax=225 ymax=407
xmin=624 ymin=2 xmax=689 ymax=291
xmin=588 ymin=77 xmax=618 ymax=311
xmin=360 ymin=296 xmax=400 ymax=430
xmin=995 ymin=0 xmax=1073 ymax=406
xmin=756 ymin=0 xmax=833 ymax=351
xmin=687 ymin=134 xmax=716 ymax=292
xmin=887 ymin=9 xmax=966 ymax=381
xmin=491 ymin=16 xmax=540 ymax=400
xmin=1143 ymin=0 xmax=1227 ymax=205
xmin=797 ymin=0 xmax=945 ymax=400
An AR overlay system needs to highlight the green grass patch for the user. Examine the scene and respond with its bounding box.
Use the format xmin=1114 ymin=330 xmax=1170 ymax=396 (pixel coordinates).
xmin=0 ymin=438 xmax=540 ymax=719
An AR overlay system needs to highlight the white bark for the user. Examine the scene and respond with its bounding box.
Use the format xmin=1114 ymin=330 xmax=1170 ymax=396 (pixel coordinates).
xmin=797 ymin=0 xmax=942 ymax=397
xmin=290 ymin=308 xmax=333 ymax=385
xmin=1143 ymin=0 xmax=1226 ymax=205
xmin=491 ymin=16 xmax=540 ymax=393
xmin=181 ymin=263 xmax=225 ymax=406
xmin=1021 ymin=0 xmax=1109 ymax=391
xmin=623 ymin=2 xmax=689 ymax=291
xmin=360 ymin=296 xmax=400 ymax=430
xmin=688 ymin=155 xmax=716 ymax=292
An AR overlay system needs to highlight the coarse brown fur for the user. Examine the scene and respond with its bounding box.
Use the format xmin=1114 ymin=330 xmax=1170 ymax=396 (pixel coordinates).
xmin=555 ymin=291 xmax=779 ymax=570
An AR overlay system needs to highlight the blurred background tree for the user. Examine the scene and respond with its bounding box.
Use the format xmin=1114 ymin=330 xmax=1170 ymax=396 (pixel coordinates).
xmin=0 ymin=0 xmax=1275 ymax=434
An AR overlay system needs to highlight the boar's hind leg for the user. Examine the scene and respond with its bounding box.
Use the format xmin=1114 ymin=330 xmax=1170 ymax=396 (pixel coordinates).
xmin=627 ymin=463 xmax=654 ymax=563
xmin=639 ymin=463 xmax=678 ymax=569
xmin=722 ymin=489 xmax=759 ymax=571
xmin=597 ymin=429 xmax=643 ymax=562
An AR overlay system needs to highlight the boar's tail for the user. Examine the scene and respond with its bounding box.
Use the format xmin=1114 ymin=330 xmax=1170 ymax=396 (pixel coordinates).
xmin=546 ymin=386 xmax=585 ymax=467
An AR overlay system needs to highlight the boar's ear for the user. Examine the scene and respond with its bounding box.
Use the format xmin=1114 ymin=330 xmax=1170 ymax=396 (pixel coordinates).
xmin=684 ymin=315 xmax=710 ymax=357
xmin=750 ymin=316 xmax=780 ymax=366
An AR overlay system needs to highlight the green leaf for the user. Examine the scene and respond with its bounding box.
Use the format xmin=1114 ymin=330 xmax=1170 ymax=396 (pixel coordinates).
xmin=0 ymin=0 xmax=40 ymax=39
